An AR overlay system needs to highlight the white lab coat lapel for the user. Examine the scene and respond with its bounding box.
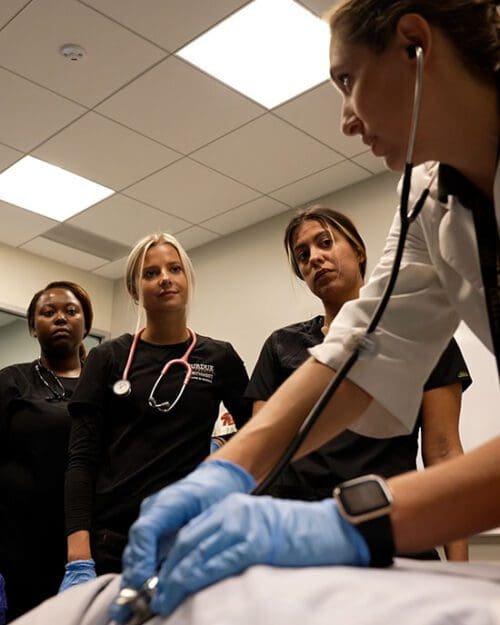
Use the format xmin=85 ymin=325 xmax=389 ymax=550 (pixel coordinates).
xmin=414 ymin=162 xmax=490 ymax=349
xmin=437 ymin=194 xmax=483 ymax=291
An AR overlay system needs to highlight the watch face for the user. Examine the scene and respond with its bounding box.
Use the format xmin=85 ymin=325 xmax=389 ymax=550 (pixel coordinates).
xmin=341 ymin=480 xmax=389 ymax=516
xmin=334 ymin=475 xmax=393 ymax=523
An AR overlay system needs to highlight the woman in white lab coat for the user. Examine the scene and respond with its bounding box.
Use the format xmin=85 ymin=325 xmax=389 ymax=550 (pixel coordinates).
xmin=113 ymin=0 xmax=500 ymax=618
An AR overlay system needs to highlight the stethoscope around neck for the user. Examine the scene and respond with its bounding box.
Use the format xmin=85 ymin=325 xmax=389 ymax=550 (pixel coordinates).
xmin=35 ymin=359 xmax=69 ymax=402
xmin=112 ymin=328 xmax=197 ymax=413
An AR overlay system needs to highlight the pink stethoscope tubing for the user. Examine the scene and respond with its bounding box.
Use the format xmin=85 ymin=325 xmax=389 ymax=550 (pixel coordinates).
xmin=114 ymin=327 xmax=197 ymax=413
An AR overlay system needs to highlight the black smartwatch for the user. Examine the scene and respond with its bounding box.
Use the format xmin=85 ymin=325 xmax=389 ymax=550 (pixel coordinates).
xmin=333 ymin=474 xmax=395 ymax=567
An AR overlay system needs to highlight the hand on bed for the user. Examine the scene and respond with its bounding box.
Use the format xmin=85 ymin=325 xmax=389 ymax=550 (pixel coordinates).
xmin=114 ymin=459 xmax=255 ymax=617
xmin=149 ymin=494 xmax=370 ymax=616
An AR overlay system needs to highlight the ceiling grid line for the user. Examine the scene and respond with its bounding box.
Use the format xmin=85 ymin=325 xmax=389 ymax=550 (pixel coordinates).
xmin=0 ymin=0 xmax=381 ymax=278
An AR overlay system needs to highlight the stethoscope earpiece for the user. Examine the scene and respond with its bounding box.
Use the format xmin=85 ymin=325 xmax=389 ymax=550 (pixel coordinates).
xmin=407 ymin=44 xmax=422 ymax=59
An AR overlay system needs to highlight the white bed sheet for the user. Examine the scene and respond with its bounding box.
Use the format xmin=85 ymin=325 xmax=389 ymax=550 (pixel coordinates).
xmin=13 ymin=559 xmax=500 ymax=625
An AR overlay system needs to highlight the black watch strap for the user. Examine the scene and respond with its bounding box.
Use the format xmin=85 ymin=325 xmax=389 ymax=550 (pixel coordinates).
xmin=356 ymin=514 xmax=395 ymax=567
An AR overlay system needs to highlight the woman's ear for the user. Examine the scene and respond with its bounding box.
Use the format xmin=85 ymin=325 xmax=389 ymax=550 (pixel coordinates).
xmin=356 ymin=247 xmax=366 ymax=265
xmin=395 ymin=13 xmax=432 ymax=61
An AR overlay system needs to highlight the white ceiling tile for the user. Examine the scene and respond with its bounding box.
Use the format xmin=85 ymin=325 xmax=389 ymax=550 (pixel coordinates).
xmin=175 ymin=227 xmax=220 ymax=251
xmin=0 ymin=201 xmax=58 ymax=246
xmin=93 ymin=256 xmax=127 ymax=280
xmin=192 ymin=114 xmax=342 ymax=193
xmin=270 ymin=160 xmax=371 ymax=207
xmin=98 ymin=56 xmax=264 ymax=154
xmin=0 ymin=0 xmax=30 ymax=27
xmin=81 ymin=0 xmax=251 ymax=51
xmin=274 ymin=82 xmax=365 ymax=157
xmin=0 ymin=0 xmax=166 ymax=107
xmin=33 ymin=112 xmax=181 ymax=190
xmin=68 ymin=194 xmax=191 ymax=246
xmin=0 ymin=143 xmax=23 ymax=172
xmin=202 ymin=196 xmax=290 ymax=235
xmin=125 ymin=158 xmax=259 ymax=222
xmin=352 ymin=150 xmax=389 ymax=174
xmin=21 ymin=236 xmax=108 ymax=270
xmin=0 ymin=68 xmax=85 ymax=151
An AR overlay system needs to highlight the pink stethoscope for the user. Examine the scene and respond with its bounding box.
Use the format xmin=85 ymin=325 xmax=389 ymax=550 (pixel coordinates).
xmin=112 ymin=327 xmax=197 ymax=413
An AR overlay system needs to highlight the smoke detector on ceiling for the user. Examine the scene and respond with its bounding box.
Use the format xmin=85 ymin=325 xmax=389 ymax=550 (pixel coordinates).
xmin=60 ymin=44 xmax=86 ymax=61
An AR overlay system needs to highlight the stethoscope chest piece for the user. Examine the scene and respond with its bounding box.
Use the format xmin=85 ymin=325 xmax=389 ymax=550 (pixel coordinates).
xmin=113 ymin=379 xmax=132 ymax=397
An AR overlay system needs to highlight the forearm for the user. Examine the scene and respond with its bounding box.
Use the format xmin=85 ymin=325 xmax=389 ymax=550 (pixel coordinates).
xmin=67 ymin=530 xmax=92 ymax=561
xmin=215 ymin=357 xmax=372 ymax=483
xmin=389 ymin=437 xmax=500 ymax=554
xmin=420 ymin=383 xmax=468 ymax=559
xmin=426 ymin=447 xmax=469 ymax=561
xmin=444 ymin=539 xmax=468 ymax=561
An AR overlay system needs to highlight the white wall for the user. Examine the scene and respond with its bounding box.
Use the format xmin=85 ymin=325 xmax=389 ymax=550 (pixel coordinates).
xmin=0 ymin=242 xmax=114 ymax=334
xmin=188 ymin=171 xmax=400 ymax=370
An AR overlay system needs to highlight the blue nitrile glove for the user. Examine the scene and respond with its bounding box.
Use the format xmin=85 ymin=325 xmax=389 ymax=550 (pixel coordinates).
xmin=150 ymin=493 xmax=370 ymax=616
xmin=209 ymin=437 xmax=224 ymax=453
xmin=58 ymin=559 xmax=97 ymax=593
xmin=0 ymin=574 xmax=6 ymax=625
xmin=112 ymin=460 xmax=255 ymax=623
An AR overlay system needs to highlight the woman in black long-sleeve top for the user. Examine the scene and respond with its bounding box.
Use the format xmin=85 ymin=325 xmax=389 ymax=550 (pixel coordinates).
xmin=0 ymin=281 xmax=93 ymax=622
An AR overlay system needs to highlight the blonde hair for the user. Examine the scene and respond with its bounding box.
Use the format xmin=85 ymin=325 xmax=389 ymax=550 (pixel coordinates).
xmin=125 ymin=233 xmax=195 ymax=330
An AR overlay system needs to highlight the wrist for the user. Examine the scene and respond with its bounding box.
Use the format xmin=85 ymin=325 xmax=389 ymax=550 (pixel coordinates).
xmin=203 ymin=458 xmax=256 ymax=493
xmin=66 ymin=558 xmax=95 ymax=568
xmin=333 ymin=474 xmax=395 ymax=567
xmin=325 ymin=500 xmax=371 ymax=566
xmin=67 ymin=530 xmax=92 ymax=561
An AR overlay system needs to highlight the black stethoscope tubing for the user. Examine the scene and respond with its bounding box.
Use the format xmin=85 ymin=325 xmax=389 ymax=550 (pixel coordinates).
xmin=35 ymin=359 xmax=69 ymax=402
xmin=254 ymin=47 xmax=428 ymax=495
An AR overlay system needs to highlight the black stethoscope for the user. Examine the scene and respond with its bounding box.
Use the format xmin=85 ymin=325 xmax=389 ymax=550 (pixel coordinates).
xmin=255 ymin=45 xmax=430 ymax=494
xmin=35 ymin=359 xmax=69 ymax=402
xmin=112 ymin=328 xmax=197 ymax=413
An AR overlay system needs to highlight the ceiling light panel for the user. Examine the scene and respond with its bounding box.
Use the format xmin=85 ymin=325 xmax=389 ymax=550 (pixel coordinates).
xmin=177 ymin=0 xmax=330 ymax=109
xmin=0 ymin=156 xmax=114 ymax=221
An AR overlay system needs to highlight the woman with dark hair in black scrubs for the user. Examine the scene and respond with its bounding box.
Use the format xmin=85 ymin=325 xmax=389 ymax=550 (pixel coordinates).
xmin=246 ymin=204 xmax=471 ymax=560
xmin=0 ymin=281 xmax=93 ymax=622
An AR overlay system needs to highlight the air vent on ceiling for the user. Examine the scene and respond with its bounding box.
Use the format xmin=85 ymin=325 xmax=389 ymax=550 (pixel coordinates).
xmin=42 ymin=223 xmax=130 ymax=261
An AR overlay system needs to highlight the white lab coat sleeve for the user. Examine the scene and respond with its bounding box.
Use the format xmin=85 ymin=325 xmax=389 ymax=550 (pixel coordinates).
xmin=310 ymin=208 xmax=461 ymax=438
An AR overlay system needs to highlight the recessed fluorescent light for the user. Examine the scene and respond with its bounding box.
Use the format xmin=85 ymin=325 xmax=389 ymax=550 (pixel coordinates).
xmin=0 ymin=156 xmax=114 ymax=221
xmin=177 ymin=0 xmax=330 ymax=109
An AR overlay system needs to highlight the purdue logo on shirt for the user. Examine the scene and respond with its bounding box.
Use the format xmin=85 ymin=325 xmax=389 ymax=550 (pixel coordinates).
xmin=191 ymin=363 xmax=214 ymax=383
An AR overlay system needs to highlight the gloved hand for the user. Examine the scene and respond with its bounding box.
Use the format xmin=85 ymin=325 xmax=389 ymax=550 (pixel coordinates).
xmin=112 ymin=459 xmax=255 ymax=622
xmin=58 ymin=559 xmax=97 ymax=593
xmin=150 ymin=493 xmax=370 ymax=616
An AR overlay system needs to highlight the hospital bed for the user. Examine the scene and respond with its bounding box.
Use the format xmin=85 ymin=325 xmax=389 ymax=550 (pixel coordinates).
xmin=12 ymin=559 xmax=500 ymax=625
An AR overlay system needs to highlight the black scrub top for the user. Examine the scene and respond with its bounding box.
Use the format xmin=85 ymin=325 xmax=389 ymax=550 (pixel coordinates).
xmin=0 ymin=361 xmax=77 ymax=621
xmin=246 ymin=316 xmax=472 ymax=500
xmin=65 ymin=333 xmax=251 ymax=537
